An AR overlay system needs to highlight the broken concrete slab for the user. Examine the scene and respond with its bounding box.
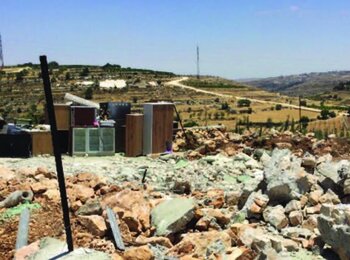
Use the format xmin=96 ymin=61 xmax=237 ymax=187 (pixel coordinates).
xmin=151 ymin=198 xmax=195 ymax=236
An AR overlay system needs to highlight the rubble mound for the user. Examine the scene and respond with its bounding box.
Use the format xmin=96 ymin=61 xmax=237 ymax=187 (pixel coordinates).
xmin=1 ymin=129 xmax=350 ymax=259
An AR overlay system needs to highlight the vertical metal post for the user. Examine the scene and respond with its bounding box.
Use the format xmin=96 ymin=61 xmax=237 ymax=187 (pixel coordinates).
xmin=39 ymin=55 xmax=73 ymax=252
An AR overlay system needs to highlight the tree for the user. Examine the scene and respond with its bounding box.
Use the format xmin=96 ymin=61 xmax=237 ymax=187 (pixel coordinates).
xmin=16 ymin=70 xmax=28 ymax=82
xmin=221 ymin=102 xmax=229 ymax=110
xmin=84 ymin=87 xmax=93 ymax=100
xmin=266 ymin=118 xmax=273 ymax=128
xmin=48 ymin=61 xmax=59 ymax=69
xmin=80 ymin=67 xmax=90 ymax=77
xmin=237 ymin=99 xmax=251 ymax=107
xmin=65 ymin=72 xmax=71 ymax=80
xmin=275 ymin=104 xmax=282 ymax=110
xmin=300 ymin=100 xmax=307 ymax=106
xmin=300 ymin=116 xmax=310 ymax=129
xmin=329 ymin=111 xmax=336 ymax=118
xmin=16 ymin=72 xmax=24 ymax=82
xmin=320 ymin=109 xmax=330 ymax=120
xmin=319 ymin=109 xmax=336 ymax=120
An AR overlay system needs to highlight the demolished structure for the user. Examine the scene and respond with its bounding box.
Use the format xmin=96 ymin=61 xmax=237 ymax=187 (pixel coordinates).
xmin=1 ymin=128 xmax=350 ymax=259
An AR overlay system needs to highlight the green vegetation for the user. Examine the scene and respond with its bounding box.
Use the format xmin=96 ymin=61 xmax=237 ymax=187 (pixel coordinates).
xmin=80 ymin=67 xmax=90 ymax=77
xmin=300 ymin=116 xmax=310 ymax=129
xmin=48 ymin=61 xmax=59 ymax=69
xmin=308 ymin=103 xmax=348 ymax=111
xmin=275 ymin=104 xmax=282 ymax=110
xmin=0 ymin=202 xmax=41 ymax=223
xmin=237 ymin=99 xmax=251 ymax=107
xmin=318 ymin=108 xmax=336 ymax=120
xmin=221 ymin=102 xmax=230 ymax=110
xmin=333 ymin=81 xmax=350 ymax=91
xmin=184 ymin=120 xmax=199 ymax=127
xmin=183 ymin=79 xmax=245 ymax=89
xmin=84 ymin=86 xmax=94 ymax=100
xmin=15 ymin=69 xmax=29 ymax=82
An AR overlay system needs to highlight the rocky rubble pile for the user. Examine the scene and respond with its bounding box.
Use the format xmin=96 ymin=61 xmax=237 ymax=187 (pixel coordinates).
xmin=173 ymin=128 xmax=350 ymax=160
xmin=1 ymin=132 xmax=350 ymax=259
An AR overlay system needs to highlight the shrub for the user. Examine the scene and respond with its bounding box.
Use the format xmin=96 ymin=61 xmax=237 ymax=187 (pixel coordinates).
xmin=184 ymin=120 xmax=199 ymax=127
xmin=300 ymin=100 xmax=307 ymax=106
xmin=84 ymin=87 xmax=93 ymax=100
xmin=237 ymin=99 xmax=251 ymax=107
xmin=80 ymin=67 xmax=90 ymax=77
xmin=300 ymin=116 xmax=310 ymax=129
xmin=275 ymin=104 xmax=282 ymax=110
xmin=221 ymin=102 xmax=229 ymax=110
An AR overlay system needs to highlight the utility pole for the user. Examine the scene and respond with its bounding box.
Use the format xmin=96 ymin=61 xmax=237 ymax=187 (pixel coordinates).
xmin=0 ymin=34 xmax=4 ymax=69
xmin=196 ymin=45 xmax=200 ymax=79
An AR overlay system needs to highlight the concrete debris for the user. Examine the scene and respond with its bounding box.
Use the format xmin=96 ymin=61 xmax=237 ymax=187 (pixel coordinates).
xmin=151 ymin=198 xmax=195 ymax=236
xmin=318 ymin=204 xmax=350 ymax=260
xmin=263 ymin=205 xmax=289 ymax=230
xmin=1 ymin=129 xmax=350 ymax=259
xmin=15 ymin=237 xmax=112 ymax=260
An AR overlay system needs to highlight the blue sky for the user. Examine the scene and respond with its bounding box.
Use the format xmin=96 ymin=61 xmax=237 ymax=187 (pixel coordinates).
xmin=1 ymin=0 xmax=350 ymax=78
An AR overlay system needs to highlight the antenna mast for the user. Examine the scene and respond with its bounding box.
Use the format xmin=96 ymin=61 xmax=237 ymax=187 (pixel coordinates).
xmin=196 ymin=45 xmax=200 ymax=79
xmin=0 ymin=34 xmax=4 ymax=69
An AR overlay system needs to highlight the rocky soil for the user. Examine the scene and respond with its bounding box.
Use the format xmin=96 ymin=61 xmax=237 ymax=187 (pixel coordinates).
xmin=1 ymin=129 xmax=350 ymax=259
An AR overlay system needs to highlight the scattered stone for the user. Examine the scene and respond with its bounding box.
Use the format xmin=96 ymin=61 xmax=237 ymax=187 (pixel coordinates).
xmin=31 ymin=179 xmax=57 ymax=194
xmin=289 ymin=211 xmax=303 ymax=226
xmin=309 ymin=190 xmax=323 ymax=205
xmin=103 ymin=189 xmax=151 ymax=232
xmin=318 ymin=204 xmax=350 ymax=260
xmin=0 ymin=166 xmax=15 ymax=180
xmin=71 ymin=184 xmax=94 ymax=203
xmin=167 ymin=231 xmax=231 ymax=258
xmin=135 ymin=235 xmax=173 ymax=248
xmin=206 ymin=189 xmax=225 ymax=208
xmin=302 ymin=153 xmax=316 ymax=168
xmin=43 ymin=189 xmax=60 ymax=201
xmin=77 ymin=199 xmax=102 ymax=216
xmin=78 ymin=215 xmax=107 ymax=237
xmin=151 ymin=198 xmax=195 ymax=236
xmin=263 ymin=205 xmax=288 ymax=230
xmin=124 ymin=245 xmax=155 ymax=260
xmin=285 ymin=200 xmax=301 ymax=213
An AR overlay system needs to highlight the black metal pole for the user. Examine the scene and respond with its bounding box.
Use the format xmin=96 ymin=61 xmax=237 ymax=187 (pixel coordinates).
xmin=39 ymin=55 xmax=73 ymax=252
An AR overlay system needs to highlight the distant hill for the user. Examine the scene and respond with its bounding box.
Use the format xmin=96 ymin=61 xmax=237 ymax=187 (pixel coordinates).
xmin=243 ymin=71 xmax=350 ymax=96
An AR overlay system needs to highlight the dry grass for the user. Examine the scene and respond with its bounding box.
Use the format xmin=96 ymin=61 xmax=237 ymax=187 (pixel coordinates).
xmin=308 ymin=116 xmax=350 ymax=133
